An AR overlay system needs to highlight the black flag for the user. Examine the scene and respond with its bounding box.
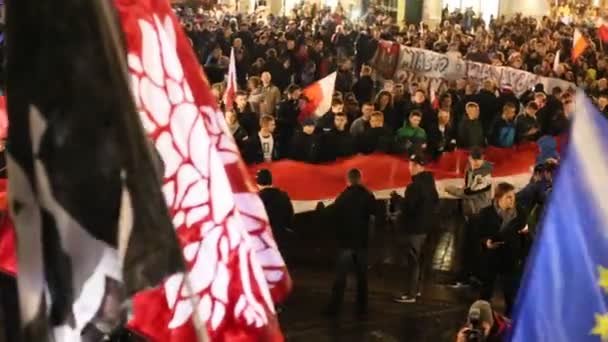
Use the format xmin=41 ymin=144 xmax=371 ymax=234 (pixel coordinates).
xmin=5 ymin=0 xmax=183 ymax=340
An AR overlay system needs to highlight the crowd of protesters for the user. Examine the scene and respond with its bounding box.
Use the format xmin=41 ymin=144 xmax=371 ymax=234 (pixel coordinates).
xmin=176 ymin=2 xmax=595 ymax=340
xmin=173 ymin=2 xmax=605 ymax=167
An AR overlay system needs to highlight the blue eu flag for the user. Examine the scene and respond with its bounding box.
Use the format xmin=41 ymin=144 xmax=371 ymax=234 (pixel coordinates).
xmin=511 ymin=92 xmax=608 ymax=341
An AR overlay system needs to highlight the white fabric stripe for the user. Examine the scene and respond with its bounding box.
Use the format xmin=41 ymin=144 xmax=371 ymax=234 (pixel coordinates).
xmin=291 ymin=172 xmax=532 ymax=214
xmin=572 ymin=91 xmax=608 ymax=236
xmin=314 ymin=72 xmax=337 ymax=117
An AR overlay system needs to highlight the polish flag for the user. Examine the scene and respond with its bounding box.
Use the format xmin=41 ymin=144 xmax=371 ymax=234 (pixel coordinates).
xmin=572 ymin=28 xmax=589 ymax=61
xmin=597 ymin=18 xmax=608 ymax=43
xmin=298 ymin=72 xmax=337 ymax=123
xmin=223 ymin=47 xmax=238 ymax=110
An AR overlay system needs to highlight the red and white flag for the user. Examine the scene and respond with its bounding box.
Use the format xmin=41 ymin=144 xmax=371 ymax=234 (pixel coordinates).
xmin=116 ymin=0 xmax=291 ymax=340
xmin=223 ymin=47 xmax=238 ymax=111
xmin=298 ymin=72 xmax=337 ymax=123
xmin=553 ymin=50 xmax=560 ymax=74
xmin=597 ymin=17 xmax=608 ymax=43
xmin=572 ymin=28 xmax=589 ymax=61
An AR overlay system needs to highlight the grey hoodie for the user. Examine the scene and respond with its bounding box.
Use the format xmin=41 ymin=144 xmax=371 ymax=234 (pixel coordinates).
xmin=463 ymin=161 xmax=493 ymax=216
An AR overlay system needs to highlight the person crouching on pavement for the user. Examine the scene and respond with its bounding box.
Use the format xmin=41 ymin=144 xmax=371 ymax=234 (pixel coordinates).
xmin=320 ymin=168 xmax=376 ymax=317
xmin=455 ymin=300 xmax=511 ymax=342
xmin=392 ymin=152 xmax=439 ymax=304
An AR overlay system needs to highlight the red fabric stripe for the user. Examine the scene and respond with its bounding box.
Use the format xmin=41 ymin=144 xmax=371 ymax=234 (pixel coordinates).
xmin=249 ymin=143 xmax=542 ymax=201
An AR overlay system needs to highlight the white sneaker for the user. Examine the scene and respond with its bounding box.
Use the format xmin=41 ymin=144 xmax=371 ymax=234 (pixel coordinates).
xmin=393 ymin=295 xmax=416 ymax=303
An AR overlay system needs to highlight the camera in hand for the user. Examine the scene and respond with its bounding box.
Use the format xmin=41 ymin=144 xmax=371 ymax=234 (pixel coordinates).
xmin=465 ymin=308 xmax=485 ymax=342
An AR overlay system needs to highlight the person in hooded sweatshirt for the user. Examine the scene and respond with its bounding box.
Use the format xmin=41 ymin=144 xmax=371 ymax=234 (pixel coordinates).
xmin=446 ymin=147 xmax=494 ymax=288
xmin=257 ymin=169 xmax=294 ymax=243
xmin=535 ymin=135 xmax=560 ymax=165
xmin=391 ymin=152 xmax=439 ymax=303
xmin=289 ymin=119 xmax=320 ymax=163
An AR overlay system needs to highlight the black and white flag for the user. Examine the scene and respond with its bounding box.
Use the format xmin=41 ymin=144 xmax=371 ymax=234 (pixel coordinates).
xmin=5 ymin=0 xmax=184 ymax=340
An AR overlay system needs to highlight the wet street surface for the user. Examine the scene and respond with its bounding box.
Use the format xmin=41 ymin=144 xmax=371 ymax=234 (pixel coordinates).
xmin=279 ymin=268 xmax=475 ymax=342
xmin=278 ymin=201 xmax=486 ymax=341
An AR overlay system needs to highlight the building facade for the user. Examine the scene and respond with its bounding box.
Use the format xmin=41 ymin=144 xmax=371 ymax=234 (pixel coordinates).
xmin=233 ymin=0 xmax=557 ymax=25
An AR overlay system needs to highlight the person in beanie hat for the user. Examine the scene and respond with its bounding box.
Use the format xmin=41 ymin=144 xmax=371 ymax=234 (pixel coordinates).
xmin=391 ymin=150 xmax=439 ymax=303
xmin=455 ymin=300 xmax=512 ymax=342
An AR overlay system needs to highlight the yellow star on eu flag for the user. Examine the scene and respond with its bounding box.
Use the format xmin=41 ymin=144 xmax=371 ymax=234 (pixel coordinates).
xmin=599 ymin=266 xmax=608 ymax=294
xmin=592 ymin=313 xmax=608 ymax=341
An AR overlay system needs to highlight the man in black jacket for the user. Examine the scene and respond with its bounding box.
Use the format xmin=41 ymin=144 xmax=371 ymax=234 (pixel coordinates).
xmin=322 ymin=169 xmax=376 ymax=317
xmin=392 ymin=153 xmax=439 ymax=304
xmin=356 ymin=111 xmax=393 ymax=154
xmin=234 ymin=91 xmax=259 ymax=137
xmin=245 ymin=115 xmax=279 ymax=164
xmin=289 ymin=119 xmax=320 ymax=162
xmin=276 ymin=85 xmax=302 ymax=158
xmin=317 ymin=98 xmax=345 ymax=131
xmin=257 ymin=169 xmax=294 ymax=243
xmin=224 ymin=109 xmax=249 ymax=153
xmin=318 ymin=112 xmax=355 ymax=162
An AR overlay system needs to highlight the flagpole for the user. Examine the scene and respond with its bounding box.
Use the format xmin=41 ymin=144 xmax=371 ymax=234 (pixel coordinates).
xmin=92 ymin=1 xmax=210 ymax=341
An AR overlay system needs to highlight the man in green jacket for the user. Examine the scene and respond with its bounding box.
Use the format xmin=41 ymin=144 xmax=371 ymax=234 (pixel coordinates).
xmin=395 ymin=111 xmax=427 ymax=153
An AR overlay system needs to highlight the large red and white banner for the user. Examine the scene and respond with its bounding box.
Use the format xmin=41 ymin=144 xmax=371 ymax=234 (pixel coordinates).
xmin=249 ymin=143 xmax=550 ymax=213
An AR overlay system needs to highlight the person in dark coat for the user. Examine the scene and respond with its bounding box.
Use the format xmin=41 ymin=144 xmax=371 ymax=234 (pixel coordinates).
xmin=458 ymin=102 xmax=486 ymax=148
xmin=321 ymin=168 xmax=376 ymax=316
xmin=257 ymin=169 xmax=294 ymax=242
xmin=234 ymin=91 xmax=260 ymax=137
xmin=515 ymin=101 xmax=540 ymax=144
xmin=391 ymin=152 xmax=439 ymax=303
xmin=318 ymin=112 xmax=355 ymax=162
xmin=356 ymin=111 xmax=393 ymax=154
xmin=224 ymin=109 xmax=249 ymax=153
xmin=477 ymin=80 xmax=500 ymax=133
xmin=276 ymin=85 xmax=302 ymax=158
xmin=289 ymin=119 xmax=320 ymax=163
xmin=317 ymin=98 xmax=344 ymax=131
xmin=352 ymin=65 xmax=375 ymax=104
xmin=427 ymin=109 xmax=457 ymax=160
xmin=245 ymin=115 xmax=280 ymax=164
xmin=497 ymin=84 xmax=520 ymax=111
xmin=478 ymin=182 xmax=529 ymax=316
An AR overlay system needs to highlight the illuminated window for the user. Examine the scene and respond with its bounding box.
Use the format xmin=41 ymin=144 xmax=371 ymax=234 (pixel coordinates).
xmin=380 ymin=0 xmax=398 ymax=18
xmin=442 ymin=0 xmax=499 ymax=27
